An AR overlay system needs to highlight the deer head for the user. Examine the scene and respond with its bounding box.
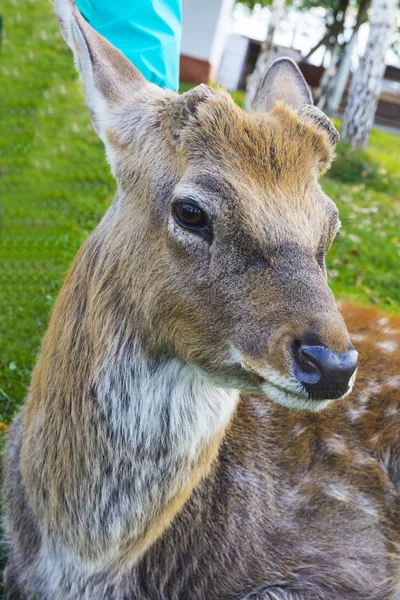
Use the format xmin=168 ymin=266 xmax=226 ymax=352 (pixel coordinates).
xmin=55 ymin=0 xmax=357 ymax=412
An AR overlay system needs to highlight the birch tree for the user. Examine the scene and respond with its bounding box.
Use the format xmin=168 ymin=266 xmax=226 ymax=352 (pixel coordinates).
xmin=302 ymin=0 xmax=350 ymax=62
xmin=342 ymin=0 xmax=398 ymax=149
xmin=325 ymin=0 xmax=371 ymax=114
xmin=241 ymin=0 xmax=351 ymax=111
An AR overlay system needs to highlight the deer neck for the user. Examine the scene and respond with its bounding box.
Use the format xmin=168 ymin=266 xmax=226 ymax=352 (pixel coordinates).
xmin=96 ymin=347 xmax=238 ymax=462
xmin=91 ymin=346 xmax=239 ymax=562
xmin=24 ymin=259 xmax=239 ymax=565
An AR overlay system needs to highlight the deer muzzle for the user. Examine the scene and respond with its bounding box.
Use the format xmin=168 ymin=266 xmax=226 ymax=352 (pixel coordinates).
xmin=291 ymin=337 xmax=358 ymax=400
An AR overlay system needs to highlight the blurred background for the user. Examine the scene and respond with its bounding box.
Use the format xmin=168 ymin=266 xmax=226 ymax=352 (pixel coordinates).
xmin=181 ymin=0 xmax=400 ymax=130
xmin=0 ymin=0 xmax=399 ymax=428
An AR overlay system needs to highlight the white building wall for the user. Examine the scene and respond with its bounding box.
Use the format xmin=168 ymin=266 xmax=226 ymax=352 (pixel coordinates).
xmin=217 ymin=34 xmax=249 ymax=90
xmin=181 ymin=0 xmax=234 ymax=69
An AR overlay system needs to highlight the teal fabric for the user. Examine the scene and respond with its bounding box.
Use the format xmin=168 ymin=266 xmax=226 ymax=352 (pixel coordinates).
xmin=76 ymin=0 xmax=182 ymax=91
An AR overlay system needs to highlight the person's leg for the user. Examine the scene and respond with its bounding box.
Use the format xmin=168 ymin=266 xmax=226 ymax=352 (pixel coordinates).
xmin=76 ymin=0 xmax=182 ymax=91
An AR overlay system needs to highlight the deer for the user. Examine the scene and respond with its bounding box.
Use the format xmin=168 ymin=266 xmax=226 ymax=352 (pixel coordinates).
xmin=3 ymin=0 xmax=400 ymax=598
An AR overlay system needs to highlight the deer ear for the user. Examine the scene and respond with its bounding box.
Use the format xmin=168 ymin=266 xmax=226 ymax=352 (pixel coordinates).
xmin=252 ymin=57 xmax=313 ymax=113
xmin=297 ymin=105 xmax=340 ymax=147
xmin=252 ymin=57 xmax=339 ymax=148
xmin=55 ymin=0 xmax=149 ymax=143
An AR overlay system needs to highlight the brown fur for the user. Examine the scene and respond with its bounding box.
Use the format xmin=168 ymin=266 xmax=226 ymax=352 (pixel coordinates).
xmin=3 ymin=3 xmax=400 ymax=598
xmin=123 ymin=303 xmax=400 ymax=600
xmin=4 ymin=305 xmax=400 ymax=599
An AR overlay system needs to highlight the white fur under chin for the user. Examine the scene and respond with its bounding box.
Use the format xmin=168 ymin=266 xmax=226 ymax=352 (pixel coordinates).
xmin=261 ymin=379 xmax=332 ymax=412
xmin=25 ymin=354 xmax=239 ymax=600
xmin=96 ymin=354 xmax=239 ymax=458
xmin=91 ymin=351 xmax=239 ymax=562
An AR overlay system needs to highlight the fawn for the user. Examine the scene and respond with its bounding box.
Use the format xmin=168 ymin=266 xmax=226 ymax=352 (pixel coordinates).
xmin=3 ymin=0 xmax=400 ymax=598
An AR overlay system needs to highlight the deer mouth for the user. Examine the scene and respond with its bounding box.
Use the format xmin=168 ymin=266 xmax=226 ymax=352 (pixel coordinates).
xmin=235 ymin=351 xmax=338 ymax=412
xmin=259 ymin=378 xmax=334 ymax=412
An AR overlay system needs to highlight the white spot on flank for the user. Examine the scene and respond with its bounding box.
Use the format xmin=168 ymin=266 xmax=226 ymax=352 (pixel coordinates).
xmin=386 ymin=375 xmax=400 ymax=389
xmin=357 ymin=379 xmax=382 ymax=404
xmin=369 ymin=433 xmax=381 ymax=445
xmin=350 ymin=333 xmax=365 ymax=343
xmin=353 ymin=451 xmax=376 ymax=466
xmin=346 ymin=406 xmax=365 ymax=422
xmin=355 ymin=494 xmax=378 ymax=518
xmin=383 ymin=327 xmax=400 ymax=336
xmin=324 ymin=435 xmax=348 ymax=455
xmin=324 ymin=483 xmax=351 ymax=502
xmin=376 ymin=340 xmax=398 ymax=354
xmin=252 ymin=400 xmax=270 ymax=419
xmin=384 ymin=405 xmax=398 ymax=418
xmin=377 ymin=317 xmax=389 ymax=327
xmin=292 ymin=424 xmax=306 ymax=437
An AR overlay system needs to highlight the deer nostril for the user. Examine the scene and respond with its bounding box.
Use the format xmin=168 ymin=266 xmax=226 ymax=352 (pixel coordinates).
xmin=293 ymin=341 xmax=319 ymax=374
xmin=292 ymin=340 xmax=321 ymax=385
xmin=292 ymin=339 xmax=358 ymax=400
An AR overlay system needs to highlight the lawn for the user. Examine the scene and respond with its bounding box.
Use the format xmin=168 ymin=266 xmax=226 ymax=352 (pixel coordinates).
xmin=0 ymin=0 xmax=399 ymax=596
xmin=1 ymin=0 xmax=400 ymax=428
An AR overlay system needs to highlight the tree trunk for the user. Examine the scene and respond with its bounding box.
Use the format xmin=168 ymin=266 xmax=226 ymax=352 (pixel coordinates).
xmin=303 ymin=0 xmax=350 ymax=62
xmin=342 ymin=0 xmax=398 ymax=149
xmin=318 ymin=42 xmax=341 ymax=109
xmin=245 ymin=0 xmax=285 ymax=111
xmin=326 ymin=0 xmax=372 ymax=115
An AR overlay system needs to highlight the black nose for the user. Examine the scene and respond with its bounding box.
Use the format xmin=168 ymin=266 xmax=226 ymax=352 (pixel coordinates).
xmin=292 ymin=339 xmax=358 ymax=400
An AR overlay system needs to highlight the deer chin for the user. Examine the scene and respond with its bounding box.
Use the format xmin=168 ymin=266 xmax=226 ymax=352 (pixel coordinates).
xmin=230 ymin=348 xmax=349 ymax=412
xmin=260 ymin=377 xmax=333 ymax=413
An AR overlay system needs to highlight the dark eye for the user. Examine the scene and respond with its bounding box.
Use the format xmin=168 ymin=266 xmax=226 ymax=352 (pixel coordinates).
xmin=174 ymin=201 xmax=207 ymax=230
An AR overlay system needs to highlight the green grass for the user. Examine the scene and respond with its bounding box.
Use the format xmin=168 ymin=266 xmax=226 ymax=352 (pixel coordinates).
xmin=1 ymin=2 xmax=400 ymax=426
xmin=324 ymin=129 xmax=400 ymax=310
xmin=0 ymin=0 xmax=399 ymax=595
xmin=0 ymin=0 xmax=114 ymax=426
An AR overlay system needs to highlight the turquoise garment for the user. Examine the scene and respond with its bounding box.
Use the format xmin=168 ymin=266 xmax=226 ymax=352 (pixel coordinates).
xmin=76 ymin=0 xmax=182 ymax=91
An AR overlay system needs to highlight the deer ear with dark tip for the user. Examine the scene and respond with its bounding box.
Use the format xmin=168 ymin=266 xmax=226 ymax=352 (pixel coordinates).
xmin=252 ymin=57 xmax=313 ymax=113
xmin=297 ymin=104 xmax=340 ymax=147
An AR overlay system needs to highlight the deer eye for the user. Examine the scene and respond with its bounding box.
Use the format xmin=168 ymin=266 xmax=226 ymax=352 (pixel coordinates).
xmin=174 ymin=201 xmax=208 ymax=230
